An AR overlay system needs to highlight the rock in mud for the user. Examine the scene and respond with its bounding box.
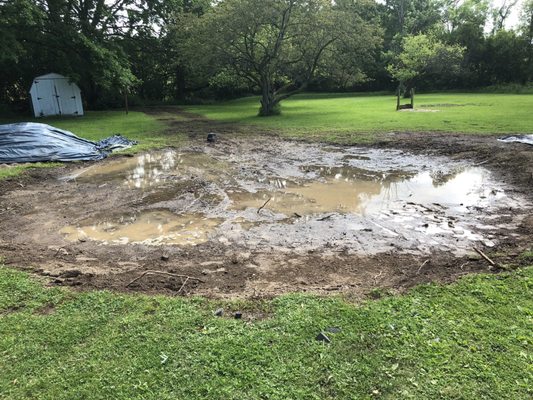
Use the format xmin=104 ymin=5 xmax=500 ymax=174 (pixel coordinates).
xmin=234 ymin=312 xmax=243 ymax=319
xmin=214 ymin=308 xmax=224 ymax=317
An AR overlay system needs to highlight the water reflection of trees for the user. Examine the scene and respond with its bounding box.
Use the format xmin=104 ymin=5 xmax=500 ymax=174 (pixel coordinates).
xmin=429 ymin=167 xmax=465 ymax=187
xmin=295 ymin=165 xmax=417 ymax=215
xmin=126 ymin=150 xmax=177 ymax=189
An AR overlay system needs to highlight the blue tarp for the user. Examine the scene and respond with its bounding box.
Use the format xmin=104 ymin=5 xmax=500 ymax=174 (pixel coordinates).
xmin=0 ymin=122 xmax=137 ymax=163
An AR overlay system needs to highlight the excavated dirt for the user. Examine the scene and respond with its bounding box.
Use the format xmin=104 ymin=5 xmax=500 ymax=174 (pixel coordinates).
xmin=0 ymin=109 xmax=532 ymax=299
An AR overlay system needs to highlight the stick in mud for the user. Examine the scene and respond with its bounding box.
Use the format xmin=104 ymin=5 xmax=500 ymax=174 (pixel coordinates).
xmin=257 ymin=197 xmax=272 ymax=214
xmin=474 ymin=247 xmax=498 ymax=268
xmin=126 ymin=270 xmax=205 ymax=287
xmin=417 ymin=259 xmax=430 ymax=274
xmin=177 ymin=276 xmax=190 ymax=295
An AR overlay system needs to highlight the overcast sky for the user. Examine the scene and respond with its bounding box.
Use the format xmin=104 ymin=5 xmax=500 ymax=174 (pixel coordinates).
xmin=494 ymin=0 xmax=525 ymax=28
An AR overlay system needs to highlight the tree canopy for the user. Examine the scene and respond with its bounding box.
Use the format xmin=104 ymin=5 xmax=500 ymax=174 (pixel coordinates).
xmin=387 ymin=34 xmax=465 ymax=88
xmin=187 ymin=0 xmax=381 ymax=115
xmin=0 ymin=0 xmax=532 ymax=112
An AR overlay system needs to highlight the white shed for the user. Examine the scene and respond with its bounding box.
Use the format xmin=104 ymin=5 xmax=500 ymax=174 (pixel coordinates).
xmin=29 ymin=73 xmax=84 ymax=117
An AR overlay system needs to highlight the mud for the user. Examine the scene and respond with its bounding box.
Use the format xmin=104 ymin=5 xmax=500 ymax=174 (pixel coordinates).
xmin=1 ymin=110 xmax=532 ymax=299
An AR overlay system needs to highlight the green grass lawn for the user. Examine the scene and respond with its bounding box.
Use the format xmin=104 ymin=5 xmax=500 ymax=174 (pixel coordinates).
xmin=2 ymin=92 xmax=533 ymax=179
xmin=185 ymin=92 xmax=533 ymax=141
xmin=0 ymin=265 xmax=531 ymax=400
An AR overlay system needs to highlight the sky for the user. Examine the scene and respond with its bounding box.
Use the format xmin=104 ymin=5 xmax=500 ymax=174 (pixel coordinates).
xmin=495 ymin=0 xmax=525 ymax=29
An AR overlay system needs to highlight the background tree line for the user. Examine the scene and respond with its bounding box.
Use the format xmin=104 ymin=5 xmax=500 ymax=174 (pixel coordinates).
xmin=1 ymin=0 xmax=533 ymax=114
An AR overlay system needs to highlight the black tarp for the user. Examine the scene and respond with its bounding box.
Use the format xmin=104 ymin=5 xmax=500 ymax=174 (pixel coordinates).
xmin=0 ymin=122 xmax=137 ymax=163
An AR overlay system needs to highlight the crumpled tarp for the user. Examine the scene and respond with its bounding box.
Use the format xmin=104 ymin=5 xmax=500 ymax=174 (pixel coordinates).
xmin=498 ymin=134 xmax=533 ymax=146
xmin=0 ymin=122 xmax=137 ymax=163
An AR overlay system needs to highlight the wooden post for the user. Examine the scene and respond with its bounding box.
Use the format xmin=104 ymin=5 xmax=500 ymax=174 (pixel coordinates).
xmin=410 ymin=88 xmax=415 ymax=109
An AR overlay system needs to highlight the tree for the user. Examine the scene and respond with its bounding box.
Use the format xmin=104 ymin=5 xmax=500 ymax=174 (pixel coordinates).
xmin=189 ymin=0 xmax=381 ymax=116
xmin=387 ymin=34 xmax=464 ymax=98
xmin=491 ymin=0 xmax=520 ymax=32
xmin=521 ymin=0 xmax=533 ymax=82
xmin=121 ymin=0 xmax=211 ymax=102
xmin=381 ymin=0 xmax=443 ymax=41
xmin=483 ymin=29 xmax=528 ymax=84
xmin=0 ymin=0 xmax=173 ymax=108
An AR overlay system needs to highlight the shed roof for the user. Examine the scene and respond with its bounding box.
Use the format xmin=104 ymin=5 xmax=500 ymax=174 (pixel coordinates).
xmin=34 ymin=73 xmax=68 ymax=80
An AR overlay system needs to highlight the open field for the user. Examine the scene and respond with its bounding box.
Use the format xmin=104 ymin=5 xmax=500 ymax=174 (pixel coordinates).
xmin=1 ymin=94 xmax=533 ymax=399
xmin=2 ymin=92 xmax=533 ymax=181
xmin=185 ymin=93 xmax=533 ymax=141
xmin=1 ymin=265 xmax=532 ymax=399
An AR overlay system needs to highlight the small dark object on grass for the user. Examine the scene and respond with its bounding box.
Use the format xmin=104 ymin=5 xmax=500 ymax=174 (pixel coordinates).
xmin=234 ymin=312 xmax=243 ymax=319
xmin=207 ymin=133 xmax=217 ymax=143
xmin=316 ymin=332 xmax=331 ymax=343
xmin=214 ymin=308 xmax=224 ymax=317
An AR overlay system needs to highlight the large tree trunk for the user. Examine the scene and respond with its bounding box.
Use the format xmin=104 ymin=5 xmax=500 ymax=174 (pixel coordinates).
xmin=258 ymin=78 xmax=280 ymax=117
xmin=259 ymin=93 xmax=279 ymax=116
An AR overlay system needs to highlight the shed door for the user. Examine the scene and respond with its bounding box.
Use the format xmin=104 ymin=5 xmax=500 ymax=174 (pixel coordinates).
xmin=34 ymin=80 xmax=59 ymax=116
xmin=54 ymin=79 xmax=80 ymax=115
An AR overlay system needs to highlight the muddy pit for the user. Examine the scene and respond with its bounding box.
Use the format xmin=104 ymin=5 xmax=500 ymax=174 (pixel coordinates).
xmin=0 ymin=136 xmax=531 ymax=298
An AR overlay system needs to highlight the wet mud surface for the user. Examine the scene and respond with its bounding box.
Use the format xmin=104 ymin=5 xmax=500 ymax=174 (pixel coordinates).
xmin=1 ymin=112 xmax=532 ymax=298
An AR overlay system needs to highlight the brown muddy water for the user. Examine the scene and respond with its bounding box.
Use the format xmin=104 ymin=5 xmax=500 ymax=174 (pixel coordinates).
xmin=58 ymin=140 xmax=524 ymax=256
